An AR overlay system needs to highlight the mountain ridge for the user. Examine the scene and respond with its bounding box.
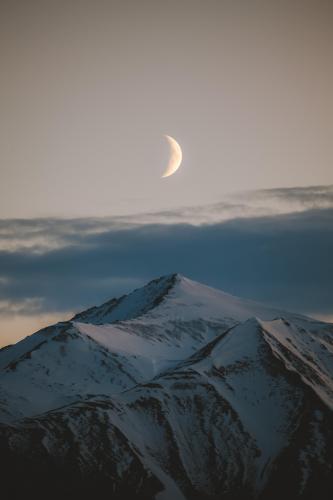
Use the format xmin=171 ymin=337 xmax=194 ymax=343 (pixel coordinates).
xmin=71 ymin=273 xmax=179 ymax=324
xmin=0 ymin=274 xmax=332 ymax=499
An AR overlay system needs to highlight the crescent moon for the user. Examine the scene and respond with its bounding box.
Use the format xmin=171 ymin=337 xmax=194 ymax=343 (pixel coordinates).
xmin=162 ymin=135 xmax=182 ymax=178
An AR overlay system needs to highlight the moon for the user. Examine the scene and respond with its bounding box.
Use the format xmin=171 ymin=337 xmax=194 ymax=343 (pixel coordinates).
xmin=162 ymin=135 xmax=182 ymax=178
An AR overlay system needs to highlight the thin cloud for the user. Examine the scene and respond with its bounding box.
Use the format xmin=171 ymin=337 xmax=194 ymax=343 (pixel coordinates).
xmin=1 ymin=185 xmax=332 ymax=253
xmin=0 ymin=298 xmax=44 ymax=316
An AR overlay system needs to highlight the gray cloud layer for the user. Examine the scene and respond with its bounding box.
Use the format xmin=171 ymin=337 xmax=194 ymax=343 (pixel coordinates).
xmin=0 ymin=185 xmax=332 ymax=252
xmin=0 ymin=188 xmax=332 ymax=320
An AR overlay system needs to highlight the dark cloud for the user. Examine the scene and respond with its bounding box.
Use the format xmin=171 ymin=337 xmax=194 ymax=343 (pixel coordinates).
xmin=0 ymin=206 xmax=332 ymax=319
xmin=254 ymin=184 xmax=333 ymax=207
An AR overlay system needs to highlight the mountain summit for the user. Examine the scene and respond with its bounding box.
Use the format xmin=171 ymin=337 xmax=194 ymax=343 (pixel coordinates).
xmin=71 ymin=273 xmax=181 ymax=324
xmin=71 ymin=272 xmax=289 ymax=325
xmin=0 ymin=275 xmax=332 ymax=499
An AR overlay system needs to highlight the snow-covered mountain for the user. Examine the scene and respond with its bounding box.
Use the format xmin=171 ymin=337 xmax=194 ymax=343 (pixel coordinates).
xmin=0 ymin=274 xmax=332 ymax=499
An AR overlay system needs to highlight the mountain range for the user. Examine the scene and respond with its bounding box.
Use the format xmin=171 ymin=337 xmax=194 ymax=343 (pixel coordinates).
xmin=0 ymin=274 xmax=332 ymax=499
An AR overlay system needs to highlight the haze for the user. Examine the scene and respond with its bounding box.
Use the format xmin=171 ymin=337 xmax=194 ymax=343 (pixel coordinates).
xmin=0 ymin=0 xmax=332 ymax=218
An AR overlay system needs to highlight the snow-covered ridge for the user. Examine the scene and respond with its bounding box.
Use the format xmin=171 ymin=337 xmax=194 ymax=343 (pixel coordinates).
xmin=71 ymin=272 xmax=304 ymax=325
xmin=0 ymin=274 xmax=331 ymax=422
xmin=0 ymin=274 xmax=332 ymax=499
xmin=71 ymin=273 xmax=179 ymax=324
xmin=259 ymin=318 xmax=333 ymax=410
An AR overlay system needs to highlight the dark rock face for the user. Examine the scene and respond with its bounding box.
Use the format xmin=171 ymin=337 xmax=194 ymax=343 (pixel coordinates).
xmin=0 ymin=275 xmax=332 ymax=499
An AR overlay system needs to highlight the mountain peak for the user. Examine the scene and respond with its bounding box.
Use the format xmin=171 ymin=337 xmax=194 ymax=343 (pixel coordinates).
xmin=71 ymin=273 xmax=180 ymax=325
xmin=1 ymin=273 xmax=332 ymax=499
xmin=71 ymin=272 xmax=292 ymax=328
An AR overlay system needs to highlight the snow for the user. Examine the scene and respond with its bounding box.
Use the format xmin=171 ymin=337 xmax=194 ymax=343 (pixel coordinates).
xmin=176 ymin=318 xmax=304 ymax=483
xmin=0 ymin=274 xmax=332 ymax=497
xmin=72 ymin=274 xmax=178 ymax=324
xmin=1 ymin=274 xmax=332 ymax=424
xmin=259 ymin=318 xmax=333 ymax=409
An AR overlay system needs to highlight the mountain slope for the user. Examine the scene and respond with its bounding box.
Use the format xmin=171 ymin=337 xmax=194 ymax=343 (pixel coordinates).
xmin=0 ymin=274 xmax=332 ymax=499
xmin=0 ymin=273 xmax=289 ymax=422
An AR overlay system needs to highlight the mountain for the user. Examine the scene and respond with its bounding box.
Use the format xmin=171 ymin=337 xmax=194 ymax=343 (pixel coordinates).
xmin=0 ymin=274 xmax=332 ymax=499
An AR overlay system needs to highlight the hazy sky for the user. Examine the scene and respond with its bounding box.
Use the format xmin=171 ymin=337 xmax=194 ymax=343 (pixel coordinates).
xmin=0 ymin=0 xmax=332 ymax=217
xmin=0 ymin=1 xmax=332 ymax=346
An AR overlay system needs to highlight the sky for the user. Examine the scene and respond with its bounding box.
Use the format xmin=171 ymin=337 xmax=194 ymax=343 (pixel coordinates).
xmin=0 ymin=0 xmax=332 ymax=345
